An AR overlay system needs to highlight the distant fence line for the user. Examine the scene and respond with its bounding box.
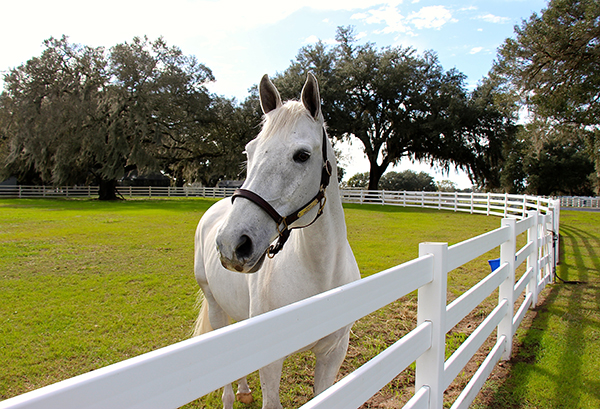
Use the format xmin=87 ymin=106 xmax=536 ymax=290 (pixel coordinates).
xmin=1 ymin=184 xmax=594 ymax=211
xmin=0 ymin=185 xmax=238 ymax=199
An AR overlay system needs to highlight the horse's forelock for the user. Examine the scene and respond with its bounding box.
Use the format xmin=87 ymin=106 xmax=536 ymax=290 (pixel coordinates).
xmin=259 ymin=101 xmax=316 ymax=140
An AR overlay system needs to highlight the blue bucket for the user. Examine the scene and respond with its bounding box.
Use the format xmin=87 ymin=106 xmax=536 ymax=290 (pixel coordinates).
xmin=488 ymin=258 xmax=500 ymax=271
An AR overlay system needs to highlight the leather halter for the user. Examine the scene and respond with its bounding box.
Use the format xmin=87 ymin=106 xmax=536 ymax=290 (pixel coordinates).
xmin=232 ymin=128 xmax=333 ymax=258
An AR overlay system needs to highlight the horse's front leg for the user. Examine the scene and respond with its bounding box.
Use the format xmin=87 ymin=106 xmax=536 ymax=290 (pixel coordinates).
xmin=236 ymin=376 xmax=253 ymax=403
xmin=201 ymin=292 xmax=243 ymax=409
xmin=312 ymin=326 xmax=351 ymax=395
xmin=259 ymin=358 xmax=284 ymax=409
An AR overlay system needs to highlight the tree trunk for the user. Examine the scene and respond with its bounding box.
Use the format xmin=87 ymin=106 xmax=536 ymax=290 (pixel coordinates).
xmin=98 ymin=179 xmax=119 ymax=201
xmin=368 ymin=163 xmax=387 ymax=191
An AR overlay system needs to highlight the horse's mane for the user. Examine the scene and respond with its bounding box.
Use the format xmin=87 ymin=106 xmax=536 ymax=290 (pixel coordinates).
xmin=259 ymin=100 xmax=315 ymax=140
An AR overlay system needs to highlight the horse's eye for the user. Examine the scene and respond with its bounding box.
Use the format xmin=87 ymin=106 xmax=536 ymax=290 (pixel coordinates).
xmin=293 ymin=150 xmax=311 ymax=163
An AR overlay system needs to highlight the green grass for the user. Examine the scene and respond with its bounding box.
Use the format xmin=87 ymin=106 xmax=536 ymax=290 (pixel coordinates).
xmin=2 ymin=199 xmax=596 ymax=408
xmin=474 ymin=210 xmax=600 ymax=409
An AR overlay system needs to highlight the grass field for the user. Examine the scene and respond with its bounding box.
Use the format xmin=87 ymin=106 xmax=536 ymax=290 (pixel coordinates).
xmin=1 ymin=198 xmax=598 ymax=408
xmin=474 ymin=209 xmax=600 ymax=409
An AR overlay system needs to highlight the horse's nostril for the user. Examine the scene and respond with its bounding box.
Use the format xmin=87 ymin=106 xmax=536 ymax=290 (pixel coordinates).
xmin=235 ymin=235 xmax=253 ymax=261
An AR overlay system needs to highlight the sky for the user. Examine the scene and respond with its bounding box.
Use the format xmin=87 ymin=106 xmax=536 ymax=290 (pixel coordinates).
xmin=0 ymin=0 xmax=549 ymax=188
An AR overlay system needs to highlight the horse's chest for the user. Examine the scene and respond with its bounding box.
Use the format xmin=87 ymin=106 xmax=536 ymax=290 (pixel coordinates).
xmin=249 ymin=264 xmax=326 ymax=316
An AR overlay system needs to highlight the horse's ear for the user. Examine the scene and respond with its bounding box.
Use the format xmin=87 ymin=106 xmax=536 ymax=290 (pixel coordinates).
xmin=301 ymin=72 xmax=322 ymax=120
xmin=259 ymin=74 xmax=282 ymax=114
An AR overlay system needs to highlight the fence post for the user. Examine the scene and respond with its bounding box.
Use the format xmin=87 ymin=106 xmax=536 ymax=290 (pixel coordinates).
xmin=416 ymin=242 xmax=448 ymax=409
xmin=470 ymin=192 xmax=473 ymax=214
xmin=454 ymin=192 xmax=457 ymax=212
xmin=498 ymin=218 xmax=516 ymax=360
xmin=546 ymin=210 xmax=555 ymax=281
xmin=552 ymin=199 xmax=560 ymax=265
xmin=527 ymin=211 xmax=539 ymax=308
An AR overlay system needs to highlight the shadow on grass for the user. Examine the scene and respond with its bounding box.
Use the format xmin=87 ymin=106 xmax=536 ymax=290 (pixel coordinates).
xmin=479 ymin=221 xmax=600 ymax=408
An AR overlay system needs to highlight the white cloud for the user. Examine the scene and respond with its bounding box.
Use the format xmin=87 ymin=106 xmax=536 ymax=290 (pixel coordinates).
xmin=476 ymin=13 xmax=511 ymax=24
xmin=407 ymin=6 xmax=455 ymax=30
xmin=470 ymin=47 xmax=484 ymax=54
xmin=352 ymin=4 xmax=455 ymax=35
xmin=352 ymin=5 xmax=413 ymax=35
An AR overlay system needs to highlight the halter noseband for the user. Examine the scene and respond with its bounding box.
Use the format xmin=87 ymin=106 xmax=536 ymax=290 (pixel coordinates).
xmin=231 ymin=128 xmax=332 ymax=258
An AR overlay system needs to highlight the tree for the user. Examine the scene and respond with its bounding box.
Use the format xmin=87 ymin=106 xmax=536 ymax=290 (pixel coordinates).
xmin=493 ymin=0 xmax=600 ymax=193
xmin=464 ymin=76 xmax=520 ymax=191
xmin=436 ymin=180 xmax=457 ymax=192
xmin=2 ymin=37 xmax=110 ymax=191
xmin=380 ymin=170 xmax=436 ymax=191
xmin=346 ymin=172 xmax=369 ymax=188
xmin=345 ymin=170 xmax=436 ymax=191
xmin=100 ymin=36 xmax=217 ymax=197
xmin=274 ymin=27 xmax=509 ymax=191
xmin=1 ymin=36 xmax=227 ymax=199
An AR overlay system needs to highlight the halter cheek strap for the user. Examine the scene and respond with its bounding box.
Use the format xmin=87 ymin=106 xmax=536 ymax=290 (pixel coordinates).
xmin=231 ymin=128 xmax=332 ymax=257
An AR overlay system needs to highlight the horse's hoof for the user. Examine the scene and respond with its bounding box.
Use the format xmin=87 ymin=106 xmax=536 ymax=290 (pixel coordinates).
xmin=236 ymin=392 xmax=254 ymax=404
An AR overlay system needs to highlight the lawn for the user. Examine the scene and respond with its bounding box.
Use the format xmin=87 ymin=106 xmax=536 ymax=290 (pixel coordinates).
xmin=474 ymin=209 xmax=600 ymax=409
xmin=1 ymin=199 xmax=597 ymax=408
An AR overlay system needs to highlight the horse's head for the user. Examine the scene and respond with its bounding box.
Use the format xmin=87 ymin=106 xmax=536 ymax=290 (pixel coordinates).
xmin=216 ymin=73 xmax=331 ymax=273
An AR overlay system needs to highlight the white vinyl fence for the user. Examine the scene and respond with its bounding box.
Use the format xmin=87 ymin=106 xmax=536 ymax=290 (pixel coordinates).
xmin=0 ymin=185 xmax=561 ymax=213
xmin=0 ymin=190 xmax=560 ymax=409
xmin=0 ymin=185 xmax=237 ymax=199
xmin=559 ymin=195 xmax=600 ymax=208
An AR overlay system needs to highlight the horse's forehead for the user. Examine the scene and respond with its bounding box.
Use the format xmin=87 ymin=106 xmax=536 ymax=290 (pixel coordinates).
xmin=258 ymin=115 xmax=319 ymax=150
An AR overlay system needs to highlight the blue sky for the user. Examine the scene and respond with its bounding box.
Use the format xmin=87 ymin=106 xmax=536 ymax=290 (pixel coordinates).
xmin=1 ymin=0 xmax=549 ymax=187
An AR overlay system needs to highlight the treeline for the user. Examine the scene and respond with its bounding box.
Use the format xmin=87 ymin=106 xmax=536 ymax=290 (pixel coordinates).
xmin=1 ymin=0 xmax=598 ymax=199
xmin=345 ymin=170 xmax=463 ymax=193
xmin=0 ymin=36 xmax=260 ymax=200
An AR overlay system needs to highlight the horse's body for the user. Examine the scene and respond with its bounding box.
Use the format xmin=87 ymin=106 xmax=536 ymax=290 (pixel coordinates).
xmin=193 ymin=74 xmax=360 ymax=409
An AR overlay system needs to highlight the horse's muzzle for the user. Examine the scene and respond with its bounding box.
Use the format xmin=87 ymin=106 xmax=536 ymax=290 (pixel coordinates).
xmin=217 ymin=233 xmax=267 ymax=274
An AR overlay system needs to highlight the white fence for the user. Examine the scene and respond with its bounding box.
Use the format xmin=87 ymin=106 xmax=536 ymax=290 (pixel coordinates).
xmin=340 ymin=190 xmax=557 ymax=217
xmin=0 ymin=185 xmax=560 ymax=213
xmin=0 ymin=191 xmax=560 ymax=409
xmin=0 ymin=185 xmax=237 ymax=199
xmin=559 ymin=195 xmax=600 ymax=208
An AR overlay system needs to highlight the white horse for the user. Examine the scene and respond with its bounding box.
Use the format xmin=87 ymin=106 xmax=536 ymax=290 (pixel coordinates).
xmin=193 ymin=73 xmax=360 ymax=409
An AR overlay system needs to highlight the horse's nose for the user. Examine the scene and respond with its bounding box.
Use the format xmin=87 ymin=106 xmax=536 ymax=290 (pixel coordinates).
xmin=235 ymin=235 xmax=253 ymax=264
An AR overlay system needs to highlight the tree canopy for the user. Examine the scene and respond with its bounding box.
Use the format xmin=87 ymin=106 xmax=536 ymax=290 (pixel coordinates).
xmin=346 ymin=170 xmax=436 ymax=191
xmin=273 ymin=27 xmax=513 ymax=191
xmin=0 ymin=36 xmax=253 ymax=199
xmin=493 ymin=0 xmax=600 ymax=193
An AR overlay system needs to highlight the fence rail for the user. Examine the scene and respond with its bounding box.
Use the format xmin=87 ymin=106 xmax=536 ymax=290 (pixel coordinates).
xmin=0 ymin=188 xmax=561 ymax=409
